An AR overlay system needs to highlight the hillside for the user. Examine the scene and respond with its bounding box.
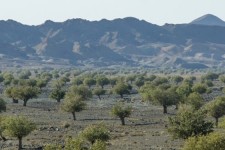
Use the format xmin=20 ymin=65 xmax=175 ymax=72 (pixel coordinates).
xmin=1 ymin=15 xmax=225 ymax=69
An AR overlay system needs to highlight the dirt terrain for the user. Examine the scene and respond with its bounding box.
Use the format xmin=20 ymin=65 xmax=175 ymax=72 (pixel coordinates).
xmin=0 ymin=94 xmax=183 ymax=150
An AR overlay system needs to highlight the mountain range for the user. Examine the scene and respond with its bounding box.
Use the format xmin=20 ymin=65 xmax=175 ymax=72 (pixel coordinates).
xmin=1 ymin=14 xmax=225 ymax=69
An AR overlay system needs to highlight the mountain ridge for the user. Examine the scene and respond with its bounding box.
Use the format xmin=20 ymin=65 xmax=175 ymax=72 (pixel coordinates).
xmin=1 ymin=14 xmax=225 ymax=69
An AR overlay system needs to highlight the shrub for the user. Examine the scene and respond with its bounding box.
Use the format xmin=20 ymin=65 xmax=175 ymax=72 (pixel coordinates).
xmin=182 ymin=132 xmax=225 ymax=150
xmin=81 ymin=123 xmax=110 ymax=144
xmin=168 ymin=105 xmax=213 ymax=139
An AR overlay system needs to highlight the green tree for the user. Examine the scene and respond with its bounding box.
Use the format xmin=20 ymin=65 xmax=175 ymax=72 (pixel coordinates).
xmin=126 ymin=75 xmax=136 ymax=84
xmin=171 ymin=75 xmax=184 ymax=84
xmin=150 ymin=88 xmax=177 ymax=114
xmin=192 ymin=83 xmax=207 ymax=94
xmin=5 ymin=87 xmax=20 ymax=103
xmin=111 ymin=103 xmax=132 ymax=125
xmin=17 ymin=86 xmax=40 ymax=106
xmin=84 ymin=78 xmax=96 ymax=88
xmin=176 ymin=83 xmax=192 ymax=98
xmin=72 ymin=78 xmax=83 ymax=86
xmin=113 ymin=82 xmax=130 ymax=98
xmin=168 ymin=105 xmax=213 ymax=139
xmin=96 ymin=76 xmax=109 ymax=89
xmin=109 ymin=78 xmax=117 ymax=88
xmin=93 ymin=88 xmax=106 ymax=100
xmin=61 ymin=94 xmax=86 ymax=120
xmin=182 ymin=132 xmax=225 ymax=150
xmin=206 ymin=97 xmax=225 ymax=127
xmin=81 ymin=123 xmax=110 ymax=144
xmin=186 ymin=92 xmax=204 ymax=110
xmin=3 ymin=116 xmax=36 ymax=150
xmin=36 ymin=79 xmax=48 ymax=89
xmin=134 ymin=78 xmax=144 ymax=88
xmin=0 ymin=98 xmax=6 ymax=112
xmin=49 ymin=80 xmax=65 ymax=103
xmin=69 ymin=85 xmax=92 ymax=99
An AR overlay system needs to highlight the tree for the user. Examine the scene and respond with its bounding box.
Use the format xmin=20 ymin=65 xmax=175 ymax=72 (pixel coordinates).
xmin=134 ymin=78 xmax=144 ymax=88
xmin=3 ymin=116 xmax=36 ymax=150
xmin=171 ymin=75 xmax=184 ymax=84
xmin=111 ymin=103 xmax=132 ymax=125
xmin=192 ymin=83 xmax=207 ymax=94
xmin=186 ymin=92 xmax=204 ymax=110
xmin=69 ymin=85 xmax=92 ymax=99
xmin=72 ymin=78 xmax=83 ymax=86
xmin=0 ymin=98 xmax=6 ymax=113
xmin=182 ymin=132 xmax=225 ymax=150
xmin=61 ymin=94 xmax=86 ymax=120
xmin=206 ymin=97 xmax=225 ymax=127
xmin=5 ymin=87 xmax=20 ymax=103
xmin=176 ymin=83 xmax=192 ymax=98
xmin=96 ymin=76 xmax=109 ymax=89
xmin=49 ymin=88 xmax=65 ymax=103
xmin=109 ymin=78 xmax=117 ymax=88
xmin=168 ymin=105 xmax=213 ymax=139
xmin=93 ymin=88 xmax=106 ymax=100
xmin=49 ymin=80 xmax=65 ymax=103
xmin=81 ymin=123 xmax=110 ymax=144
xmin=149 ymin=88 xmax=177 ymax=114
xmin=202 ymin=72 xmax=219 ymax=81
xmin=113 ymin=82 xmax=130 ymax=98
xmin=17 ymin=86 xmax=40 ymax=106
xmin=84 ymin=78 xmax=96 ymax=88
xmin=36 ymin=79 xmax=48 ymax=89
xmin=126 ymin=75 xmax=136 ymax=84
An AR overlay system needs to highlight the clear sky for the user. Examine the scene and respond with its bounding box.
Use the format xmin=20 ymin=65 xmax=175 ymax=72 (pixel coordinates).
xmin=0 ymin=0 xmax=224 ymax=25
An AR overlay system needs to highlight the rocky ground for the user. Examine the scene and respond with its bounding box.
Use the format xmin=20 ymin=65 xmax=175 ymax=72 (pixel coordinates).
xmin=0 ymin=94 xmax=183 ymax=150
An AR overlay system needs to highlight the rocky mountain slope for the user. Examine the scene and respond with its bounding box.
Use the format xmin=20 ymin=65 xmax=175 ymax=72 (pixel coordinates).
xmin=1 ymin=14 xmax=225 ymax=69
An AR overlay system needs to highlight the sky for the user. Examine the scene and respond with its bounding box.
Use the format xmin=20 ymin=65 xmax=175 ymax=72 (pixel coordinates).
xmin=0 ymin=0 xmax=224 ymax=25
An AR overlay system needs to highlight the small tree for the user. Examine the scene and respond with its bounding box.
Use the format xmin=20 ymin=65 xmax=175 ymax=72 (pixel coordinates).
xmin=0 ymin=98 xmax=6 ymax=112
xmin=150 ymin=88 xmax=177 ymax=114
xmin=111 ymin=103 xmax=132 ymax=125
xmin=96 ymin=76 xmax=109 ymax=89
xmin=61 ymin=93 xmax=86 ymax=120
xmin=113 ymin=82 xmax=130 ymax=98
xmin=192 ymin=83 xmax=207 ymax=94
xmin=49 ymin=88 xmax=65 ymax=103
xmin=81 ymin=123 xmax=110 ymax=144
xmin=5 ymin=87 xmax=20 ymax=103
xmin=84 ymin=78 xmax=96 ymax=88
xmin=109 ymin=78 xmax=117 ymax=88
xmin=49 ymin=80 xmax=65 ymax=103
xmin=69 ymin=85 xmax=92 ymax=99
xmin=168 ymin=105 xmax=213 ymax=139
xmin=93 ymin=88 xmax=106 ymax=100
xmin=36 ymin=79 xmax=48 ymax=90
xmin=3 ymin=116 xmax=36 ymax=150
xmin=17 ymin=86 xmax=40 ymax=106
xmin=186 ymin=92 xmax=204 ymax=110
xmin=206 ymin=97 xmax=225 ymax=127
xmin=182 ymin=132 xmax=225 ymax=150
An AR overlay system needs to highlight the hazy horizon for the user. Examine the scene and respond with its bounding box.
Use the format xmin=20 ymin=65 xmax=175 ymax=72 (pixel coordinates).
xmin=0 ymin=0 xmax=224 ymax=25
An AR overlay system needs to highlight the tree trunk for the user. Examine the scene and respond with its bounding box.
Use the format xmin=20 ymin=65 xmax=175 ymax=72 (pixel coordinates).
xmin=13 ymin=99 xmax=18 ymax=103
xmin=215 ymin=117 xmax=219 ymax=127
xmin=57 ymin=99 xmax=60 ymax=103
xmin=18 ymin=137 xmax=22 ymax=150
xmin=0 ymin=135 xmax=6 ymax=141
xmin=98 ymin=95 xmax=101 ymax=100
xmin=101 ymin=85 xmax=104 ymax=89
xmin=120 ymin=94 xmax=123 ymax=98
xmin=163 ymin=105 xmax=167 ymax=114
xmin=72 ymin=112 xmax=76 ymax=121
xmin=120 ymin=117 xmax=125 ymax=125
xmin=23 ymin=99 xmax=28 ymax=106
